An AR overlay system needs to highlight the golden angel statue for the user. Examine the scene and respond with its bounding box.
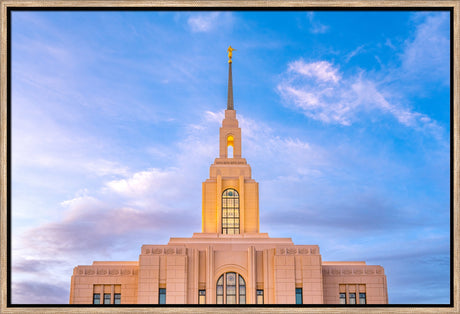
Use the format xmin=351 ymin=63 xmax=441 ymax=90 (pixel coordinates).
xmin=227 ymin=45 xmax=236 ymax=63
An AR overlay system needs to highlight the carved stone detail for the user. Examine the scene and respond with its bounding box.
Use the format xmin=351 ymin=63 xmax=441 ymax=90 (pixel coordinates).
xmin=145 ymin=249 xmax=151 ymax=254
xmin=287 ymin=248 xmax=296 ymax=255
xmin=121 ymin=269 xmax=132 ymax=275
xmin=365 ymin=269 xmax=375 ymax=274
xmin=85 ymin=269 xmax=95 ymax=275
xmin=97 ymin=269 xmax=107 ymax=275
xmin=165 ymin=248 xmax=175 ymax=254
xmin=109 ymin=269 xmax=119 ymax=275
xmin=153 ymin=248 xmax=163 ymax=254
xmin=298 ymin=248 xmax=309 ymax=254
xmin=342 ymin=269 xmax=352 ymax=274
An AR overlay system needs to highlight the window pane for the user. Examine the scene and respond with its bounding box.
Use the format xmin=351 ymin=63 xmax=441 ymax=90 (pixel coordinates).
xmin=222 ymin=189 xmax=239 ymax=234
xmin=104 ymin=293 xmax=111 ymax=304
xmin=239 ymin=285 xmax=245 ymax=295
xmin=226 ymin=273 xmax=236 ymax=285
xmin=199 ymin=290 xmax=206 ymax=304
xmin=296 ymin=288 xmax=302 ymax=304
xmin=159 ymin=288 xmax=166 ymax=304
xmin=359 ymin=293 xmax=366 ymax=304
xmin=114 ymin=293 xmax=121 ymax=304
xmin=227 ymin=295 xmax=236 ymax=304
xmin=257 ymin=290 xmax=264 ymax=304
xmin=339 ymin=293 xmax=346 ymax=304
xmin=239 ymin=275 xmax=245 ymax=286
xmin=217 ymin=275 xmax=223 ymax=285
xmin=217 ymin=295 xmax=223 ymax=304
xmin=349 ymin=293 xmax=356 ymax=304
xmin=239 ymin=295 xmax=246 ymax=304
xmin=226 ymin=285 xmax=236 ymax=295
xmin=93 ymin=294 xmax=100 ymax=304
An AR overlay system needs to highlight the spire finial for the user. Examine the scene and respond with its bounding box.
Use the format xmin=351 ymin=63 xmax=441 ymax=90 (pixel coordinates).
xmin=227 ymin=46 xmax=235 ymax=110
xmin=227 ymin=45 xmax=236 ymax=63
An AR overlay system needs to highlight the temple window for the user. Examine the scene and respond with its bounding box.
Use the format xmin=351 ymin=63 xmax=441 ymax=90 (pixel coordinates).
xmin=216 ymin=272 xmax=246 ymax=304
xmin=222 ymin=188 xmax=239 ymax=234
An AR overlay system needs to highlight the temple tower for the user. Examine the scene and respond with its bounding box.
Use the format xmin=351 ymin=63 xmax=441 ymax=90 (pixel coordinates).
xmin=201 ymin=46 xmax=260 ymax=234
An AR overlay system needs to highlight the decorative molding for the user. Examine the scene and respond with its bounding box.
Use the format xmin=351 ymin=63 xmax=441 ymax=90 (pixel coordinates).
xmin=76 ymin=266 xmax=138 ymax=276
xmin=276 ymin=246 xmax=318 ymax=255
xmin=165 ymin=248 xmax=175 ymax=254
xmin=298 ymin=248 xmax=309 ymax=254
xmin=322 ymin=267 xmax=383 ymax=276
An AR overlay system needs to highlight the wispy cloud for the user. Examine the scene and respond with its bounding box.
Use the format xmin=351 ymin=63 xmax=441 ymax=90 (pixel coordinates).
xmin=401 ymin=12 xmax=449 ymax=84
xmin=187 ymin=12 xmax=233 ymax=33
xmin=277 ymin=59 xmax=442 ymax=135
xmin=345 ymin=45 xmax=365 ymax=63
xmin=12 ymin=281 xmax=70 ymax=304
xmin=307 ymin=12 xmax=329 ymax=34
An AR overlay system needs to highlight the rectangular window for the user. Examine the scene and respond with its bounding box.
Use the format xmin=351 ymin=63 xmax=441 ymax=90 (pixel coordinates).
xmin=159 ymin=288 xmax=166 ymax=304
xmin=114 ymin=293 xmax=121 ymax=304
xmin=199 ymin=290 xmax=206 ymax=304
xmin=339 ymin=293 xmax=346 ymax=304
xmin=349 ymin=292 xmax=356 ymax=304
xmin=295 ymin=288 xmax=302 ymax=304
xmin=103 ymin=293 xmax=111 ymax=304
xmin=93 ymin=293 xmax=100 ymax=304
xmin=256 ymin=289 xmax=264 ymax=304
xmin=359 ymin=293 xmax=366 ymax=304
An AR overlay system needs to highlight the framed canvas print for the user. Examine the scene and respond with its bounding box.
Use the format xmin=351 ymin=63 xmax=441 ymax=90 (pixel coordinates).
xmin=1 ymin=0 xmax=457 ymax=312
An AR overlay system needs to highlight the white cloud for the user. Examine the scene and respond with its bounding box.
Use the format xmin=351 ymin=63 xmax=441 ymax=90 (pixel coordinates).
xmin=401 ymin=12 xmax=449 ymax=83
xmin=307 ymin=12 xmax=329 ymax=34
xmin=288 ymin=60 xmax=341 ymax=83
xmin=345 ymin=45 xmax=365 ymax=63
xmin=187 ymin=12 xmax=233 ymax=33
xmin=277 ymin=59 xmax=441 ymax=133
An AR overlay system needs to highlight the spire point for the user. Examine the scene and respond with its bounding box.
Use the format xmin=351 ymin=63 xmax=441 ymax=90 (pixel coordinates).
xmin=227 ymin=45 xmax=236 ymax=63
xmin=227 ymin=46 xmax=235 ymax=110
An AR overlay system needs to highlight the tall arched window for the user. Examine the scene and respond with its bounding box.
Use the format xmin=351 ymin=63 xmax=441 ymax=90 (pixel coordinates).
xmin=227 ymin=135 xmax=234 ymax=158
xmin=216 ymin=272 xmax=246 ymax=304
xmin=222 ymin=189 xmax=239 ymax=234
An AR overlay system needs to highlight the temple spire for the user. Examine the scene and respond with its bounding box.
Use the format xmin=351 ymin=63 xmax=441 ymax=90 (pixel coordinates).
xmin=227 ymin=46 xmax=236 ymax=110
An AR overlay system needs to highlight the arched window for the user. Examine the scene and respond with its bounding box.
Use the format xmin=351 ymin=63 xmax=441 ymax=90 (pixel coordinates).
xmin=216 ymin=272 xmax=246 ymax=304
xmin=227 ymin=135 xmax=234 ymax=158
xmin=222 ymin=188 xmax=239 ymax=234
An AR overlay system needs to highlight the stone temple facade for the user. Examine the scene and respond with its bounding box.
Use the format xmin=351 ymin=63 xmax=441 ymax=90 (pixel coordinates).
xmin=69 ymin=49 xmax=388 ymax=305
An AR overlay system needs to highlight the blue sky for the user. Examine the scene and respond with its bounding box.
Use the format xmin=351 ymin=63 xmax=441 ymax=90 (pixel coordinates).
xmin=10 ymin=10 xmax=450 ymax=304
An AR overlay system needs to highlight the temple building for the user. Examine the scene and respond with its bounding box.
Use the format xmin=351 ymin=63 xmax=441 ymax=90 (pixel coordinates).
xmin=69 ymin=47 xmax=389 ymax=305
